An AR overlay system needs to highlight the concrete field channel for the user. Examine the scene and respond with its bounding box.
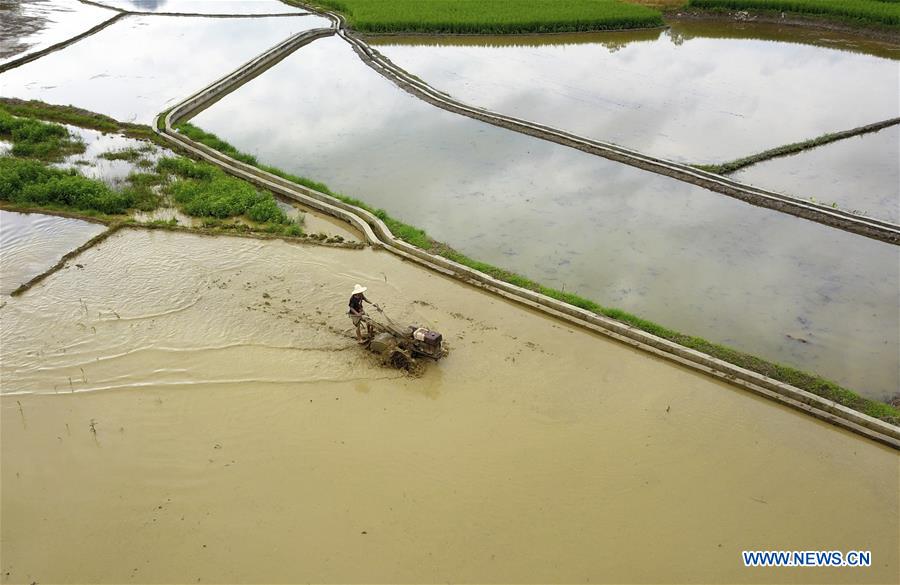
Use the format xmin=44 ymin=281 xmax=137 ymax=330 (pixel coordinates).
xmin=1 ymin=0 xmax=898 ymax=582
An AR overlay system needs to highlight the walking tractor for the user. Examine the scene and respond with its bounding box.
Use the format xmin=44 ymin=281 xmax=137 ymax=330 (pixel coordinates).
xmin=361 ymin=306 xmax=447 ymax=371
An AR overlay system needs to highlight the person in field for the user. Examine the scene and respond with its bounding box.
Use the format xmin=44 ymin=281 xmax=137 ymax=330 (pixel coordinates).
xmin=348 ymin=284 xmax=375 ymax=342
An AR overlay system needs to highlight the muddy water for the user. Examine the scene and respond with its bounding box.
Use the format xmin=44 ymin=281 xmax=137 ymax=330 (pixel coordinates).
xmin=1 ymin=228 xmax=897 ymax=583
xmin=190 ymin=36 xmax=900 ymax=400
xmin=88 ymin=0 xmax=308 ymax=14
xmin=0 ymin=13 xmax=331 ymax=124
xmin=0 ymin=0 xmax=115 ymax=65
xmin=0 ymin=210 xmax=106 ymax=295
xmin=371 ymin=21 xmax=900 ymax=163
xmin=733 ymin=126 xmax=900 ymax=224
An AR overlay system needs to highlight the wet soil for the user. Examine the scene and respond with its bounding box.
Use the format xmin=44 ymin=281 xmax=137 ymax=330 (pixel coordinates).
xmin=1 ymin=228 xmax=898 ymax=583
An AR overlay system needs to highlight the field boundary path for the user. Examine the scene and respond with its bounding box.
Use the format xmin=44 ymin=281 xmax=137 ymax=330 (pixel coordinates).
xmin=333 ymin=20 xmax=900 ymax=244
xmin=0 ymin=0 xmax=321 ymax=75
xmin=153 ymin=19 xmax=900 ymax=449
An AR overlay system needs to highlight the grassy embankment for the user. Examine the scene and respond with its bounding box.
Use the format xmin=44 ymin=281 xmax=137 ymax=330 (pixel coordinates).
xmin=687 ymin=0 xmax=900 ymax=27
xmin=301 ymin=0 xmax=664 ymax=33
xmin=176 ymin=122 xmax=900 ymax=424
xmin=0 ymin=103 xmax=303 ymax=237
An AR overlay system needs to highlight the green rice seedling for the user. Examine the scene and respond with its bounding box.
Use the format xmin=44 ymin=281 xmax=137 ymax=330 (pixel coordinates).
xmin=311 ymin=0 xmax=664 ymax=33
xmin=689 ymin=0 xmax=900 ymax=26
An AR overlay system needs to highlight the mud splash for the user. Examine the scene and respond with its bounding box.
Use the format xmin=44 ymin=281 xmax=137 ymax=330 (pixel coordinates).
xmin=1 ymin=228 xmax=897 ymax=583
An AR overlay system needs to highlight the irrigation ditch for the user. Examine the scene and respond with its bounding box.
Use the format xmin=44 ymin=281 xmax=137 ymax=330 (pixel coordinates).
xmin=149 ymin=17 xmax=900 ymax=448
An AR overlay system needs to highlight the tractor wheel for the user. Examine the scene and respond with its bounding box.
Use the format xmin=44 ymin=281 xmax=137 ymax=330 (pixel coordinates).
xmin=389 ymin=348 xmax=414 ymax=371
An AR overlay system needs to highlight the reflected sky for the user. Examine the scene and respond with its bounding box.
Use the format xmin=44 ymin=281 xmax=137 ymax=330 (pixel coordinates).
xmin=0 ymin=0 xmax=115 ymax=64
xmin=373 ymin=21 xmax=900 ymax=164
xmin=191 ymin=36 xmax=900 ymax=399
xmin=734 ymin=126 xmax=900 ymax=224
xmin=0 ymin=13 xmax=331 ymax=124
xmin=86 ymin=0 xmax=308 ymax=14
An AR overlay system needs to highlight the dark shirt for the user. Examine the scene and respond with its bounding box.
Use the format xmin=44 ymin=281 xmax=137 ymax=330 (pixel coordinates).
xmin=349 ymin=294 xmax=366 ymax=314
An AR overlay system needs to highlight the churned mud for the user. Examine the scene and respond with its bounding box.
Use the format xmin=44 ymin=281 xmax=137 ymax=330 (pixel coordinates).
xmin=1 ymin=228 xmax=897 ymax=583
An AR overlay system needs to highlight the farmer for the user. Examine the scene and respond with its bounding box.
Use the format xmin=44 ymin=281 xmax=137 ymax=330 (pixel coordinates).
xmin=348 ymin=284 xmax=375 ymax=342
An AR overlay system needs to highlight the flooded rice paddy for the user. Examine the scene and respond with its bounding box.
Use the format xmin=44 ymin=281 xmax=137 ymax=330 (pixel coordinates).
xmin=0 ymin=0 xmax=115 ymax=66
xmin=87 ymin=0 xmax=310 ymax=14
xmin=733 ymin=125 xmax=900 ymax=224
xmin=190 ymin=35 xmax=900 ymax=400
xmin=2 ymin=228 xmax=897 ymax=583
xmin=0 ymin=12 xmax=331 ymax=123
xmin=0 ymin=210 xmax=106 ymax=295
xmin=55 ymin=124 xmax=172 ymax=184
xmin=371 ymin=21 xmax=900 ymax=164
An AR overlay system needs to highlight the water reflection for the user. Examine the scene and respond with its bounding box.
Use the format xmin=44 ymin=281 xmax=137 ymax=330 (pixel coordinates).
xmin=0 ymin=0 xmax=116 ymax=64
xmin=88 ymin=0 xmax=308 ymax=14
xmin=191 ymin=36 xmax=900 ymax=400
xmin=734 ymin=126 xmax=900 ymax=223
xmin=371 ymin=21 xmax=900 ymax=163
xmin=0 ymin=13 xmax=331 ymax=124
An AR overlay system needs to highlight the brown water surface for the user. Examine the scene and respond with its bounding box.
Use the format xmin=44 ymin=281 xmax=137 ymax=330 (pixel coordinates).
xmin=0 ymin=210 xmax=106 ymax=295
xmin=190 ymin=36 xmax=900 ymax=400
xmin=371 ymin=21 xmax=900 ymax=163
xmin=1 ymin=228 xmax=897 ymax=583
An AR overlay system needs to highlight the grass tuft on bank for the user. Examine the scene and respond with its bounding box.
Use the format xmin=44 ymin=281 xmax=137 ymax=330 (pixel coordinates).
xmin=156 ymin=157 xmax=302 ymax=234
xmin=0 ymin=108 xmax=84 ymax=161
xmin=173 ymin=123 xmax=899 ymax=424
xmin=0 ymin=158 xmax=134 ymax=214
xmin=305 ymin=0 xmax=664 ymax=33
xmin=688 ymin=0 xmax=900 ymax=27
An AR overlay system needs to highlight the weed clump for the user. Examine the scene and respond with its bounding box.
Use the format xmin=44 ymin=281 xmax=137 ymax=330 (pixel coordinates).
xmin=0 ymin=157 xmax=133 ymax=214
xmin=156 ymin=157 xmax=297 ymax=229
xmin=0 ymin=108 xmax=84 ymax=161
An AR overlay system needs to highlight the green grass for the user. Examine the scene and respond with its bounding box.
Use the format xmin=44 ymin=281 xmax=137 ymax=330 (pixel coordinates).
xmin=173 ymin=122 xmax=899 ymax=424
xmin=308 ymin=0 xmax=664 ymax=33
xmin=0 ymin=97 xmax=165 ymax=146
xmin=175 ymin=122 xmax=259 ymax=165
xmin=0 ymin=157 xmax=134 ymax=214
xmin=99 ymin=146 xmax=153 ymax=162
xmin=156 ymin=156 xmax=297 ymax=227
xmin=688 ymin=0 xmax=900 ymax=26
xmin=0 ymin=108 xmax=84 ymax=161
